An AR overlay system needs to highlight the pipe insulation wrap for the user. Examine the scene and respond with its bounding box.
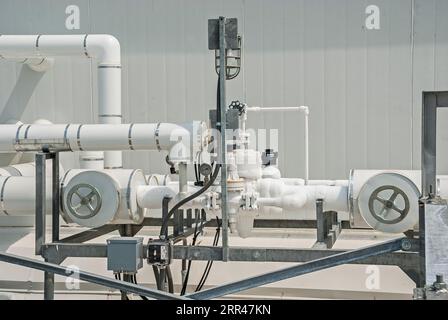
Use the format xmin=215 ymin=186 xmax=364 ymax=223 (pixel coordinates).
xmin=0 ymin=34 xmax=121 ymax=65
xmin=0 ymin=176 xmax=52 ymax=216
xmin=256 ymin=178 xmax=349 ymax=213
xmin=0 ymin=34 xmax=122 ymax=167
xmin=1 ymin=122 xmax=204 ymax=157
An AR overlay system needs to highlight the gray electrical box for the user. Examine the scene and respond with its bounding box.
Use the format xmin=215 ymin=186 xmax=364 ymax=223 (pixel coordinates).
xmin=107 ymin=237 xmax=143 ymax=273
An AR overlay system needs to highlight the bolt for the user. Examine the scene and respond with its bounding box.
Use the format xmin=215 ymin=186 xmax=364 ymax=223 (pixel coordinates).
xmin=253 ymin=251 xmax=261 ymax=259
xmin=401 ymin=239 xmax=412 ymax=251
xmin=193 ymin=251 xmax=200 ymax=258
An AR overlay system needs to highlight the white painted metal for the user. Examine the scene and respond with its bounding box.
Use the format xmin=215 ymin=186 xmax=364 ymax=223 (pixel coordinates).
xmin=0 ymin=176 xmax=52 ymax=216
xmin=0 ymin=34 xmax=122 ymax=168
xmin=357 ymin=172 xmax=420 ymax=233
xmin=0 ymin=122 xmax=204 ymax=160
xmin=61 ymin=169 xmax=147 ymax=227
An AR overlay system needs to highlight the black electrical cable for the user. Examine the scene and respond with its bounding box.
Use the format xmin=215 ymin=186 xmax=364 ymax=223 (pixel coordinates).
xmin=166 ymin=266 xmax=174 ymax=293
xmin=195 ymin=229 xmax=219 ymax=291
xmin=152 ymin=265 xmax=162 ymax=290
xmin=132 ymin=274 xmax=149 ymax=300
xmin=195 ymin=217 xmax=221 ymax=292
xmin=180 ymin=213 xmax=201 ymax=296
xmin=160 ymin=164 xmax=221 ymax=237
xmin=194 ymin=163 xmax=200 ymax=183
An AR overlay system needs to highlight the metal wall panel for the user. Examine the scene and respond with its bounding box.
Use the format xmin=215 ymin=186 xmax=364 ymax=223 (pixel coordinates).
xmin=0 ymin=0 xmax=447 ymax=179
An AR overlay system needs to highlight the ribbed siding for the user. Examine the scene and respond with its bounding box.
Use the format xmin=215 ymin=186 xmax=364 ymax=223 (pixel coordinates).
xmin=0 ymin=0 xmax=446 ymax=179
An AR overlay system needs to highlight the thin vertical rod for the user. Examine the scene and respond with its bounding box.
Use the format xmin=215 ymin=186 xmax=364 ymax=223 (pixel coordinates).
xmin=218 ymin=16 xmax=229 ymax=261
xmin=52 ymin=153 xmax=60 ymax=242
xmin=304 ymin=110 xmax=309 ymax=185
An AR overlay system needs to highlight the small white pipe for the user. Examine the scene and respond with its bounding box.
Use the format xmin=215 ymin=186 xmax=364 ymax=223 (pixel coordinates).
xmin=247 ymin=106 xmax=309 ymax=184
xmin=0 ymin=34 xmax=122 ymax=168
xmin=178 ymin=162 xmax=188 ymax=197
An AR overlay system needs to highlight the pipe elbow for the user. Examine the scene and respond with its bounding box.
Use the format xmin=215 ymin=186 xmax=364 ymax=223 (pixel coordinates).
xmin=86 ymin=34 xmax=121 ymax=66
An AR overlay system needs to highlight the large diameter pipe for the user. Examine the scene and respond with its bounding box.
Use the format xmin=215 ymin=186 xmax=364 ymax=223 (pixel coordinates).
xmin=0 ymin=34 xmax=122 ymax=168
xmin=0 ymin=161 xmax=64 ymax=177
xmin=0 ymin=176 xmax=52 ymax=216
xmin=1 ymin=123 xmax=203 ymax=160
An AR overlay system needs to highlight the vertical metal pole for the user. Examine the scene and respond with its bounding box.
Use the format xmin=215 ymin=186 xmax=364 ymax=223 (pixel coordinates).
xmin=315 ymin=199 xmax=325 ymax=243
xmin=218 ymin=16 xmax=229 ymax=261
xmin=52 ymin=153 xmax=59 ymax=242
xmin=162 ymin=196 xmax=172 ymax=239
xmin=418 ymin=200 xmax=426 ymax=288
xmin=36 ymin=153 xmax=55 ymax=300
xmin=422 ymin=92 xmax=438 ymax=198
xmin=35 ymin=153 xmax=46 ymax=256
xmin=44 ymin=258 xmax=55 ymax=300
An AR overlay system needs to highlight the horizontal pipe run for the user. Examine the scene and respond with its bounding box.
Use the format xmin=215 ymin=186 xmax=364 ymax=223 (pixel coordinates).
xmin=0 ymin=122 xmax=201 ymax=155
xmin=0 ymin=34 xmax=122 ymax=168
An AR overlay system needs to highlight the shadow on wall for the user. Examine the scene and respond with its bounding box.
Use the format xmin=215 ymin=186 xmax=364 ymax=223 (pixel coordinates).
xmin=0 ymin=65 xmax=44 ymax=123
xmin=0 ymin=65 xmax=45 ymax=166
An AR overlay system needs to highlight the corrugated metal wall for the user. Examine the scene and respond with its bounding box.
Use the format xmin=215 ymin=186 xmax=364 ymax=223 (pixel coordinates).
xmin=0 ymin=0 xmax=447 ymax=179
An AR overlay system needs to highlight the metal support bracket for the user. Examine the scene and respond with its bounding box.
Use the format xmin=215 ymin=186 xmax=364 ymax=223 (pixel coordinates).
xmin=313 ymin=199 xmax=341 ymax=249
xmin=35 ymin=151 xmax=60 ymax=300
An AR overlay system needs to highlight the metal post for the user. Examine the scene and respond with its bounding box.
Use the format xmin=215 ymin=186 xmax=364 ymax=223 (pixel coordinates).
xmin=35 ymin=153 xmax=46 ymax=256
xmin=44 ymin=259 xmax=54 ymax=300
xmin=36 ymin=152 xmax=56 ymax=300
xmin=51 ymin=153 xmax=59 ymax=242
xmin=218 ymin=16 xmax=229 ymax=261
xmin=161 ymin=196 xmax=171 ymax=239
xmin=315 ymin=199 xmax=325 ymax=243
xmin=421 ymin=92 xmax=439 ymax=198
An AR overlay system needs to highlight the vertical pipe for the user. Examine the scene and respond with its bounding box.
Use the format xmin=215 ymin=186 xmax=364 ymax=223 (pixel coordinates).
xmin=98 ymin=65 xmax=122 ymax=169
xmin=178 ymin=162 xmax=188 ymax=196
xmin=218 ymin=16 xmax=229 ymax=261
xmin=51 ymin=153 xmax=59 ymax=242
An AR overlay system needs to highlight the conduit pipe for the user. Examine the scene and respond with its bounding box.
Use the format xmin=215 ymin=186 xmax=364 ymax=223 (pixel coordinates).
xmin=0 ymin=123 xmax=203 ymax=161
xmin=0 ymin=34 xmax=122 ymax=168
xmin=247 ymin=106 xmax=309 ymax=184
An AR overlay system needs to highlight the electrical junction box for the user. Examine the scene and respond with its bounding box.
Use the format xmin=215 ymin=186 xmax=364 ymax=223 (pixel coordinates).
xmin=107 ymin=237 xmax=143 ymax=273
xmin=147 ymin=238 xmax=172 ymax=266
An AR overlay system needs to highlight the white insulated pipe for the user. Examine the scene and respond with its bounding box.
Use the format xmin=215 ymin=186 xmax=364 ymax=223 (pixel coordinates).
xmin=256 ymin=178 xmax=348 ymax=213
xmin=247 ymin=106 xmax=309 ymax=184
xmin=0 ymin=34 xmax=122 ymax=168
xmin=0 ymin=123 xmax=194 ymax=157
xmin=0 ymin=161 xmax=64 ymax=177
xmin=0 ymin=176 xmax=52 ymax=216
